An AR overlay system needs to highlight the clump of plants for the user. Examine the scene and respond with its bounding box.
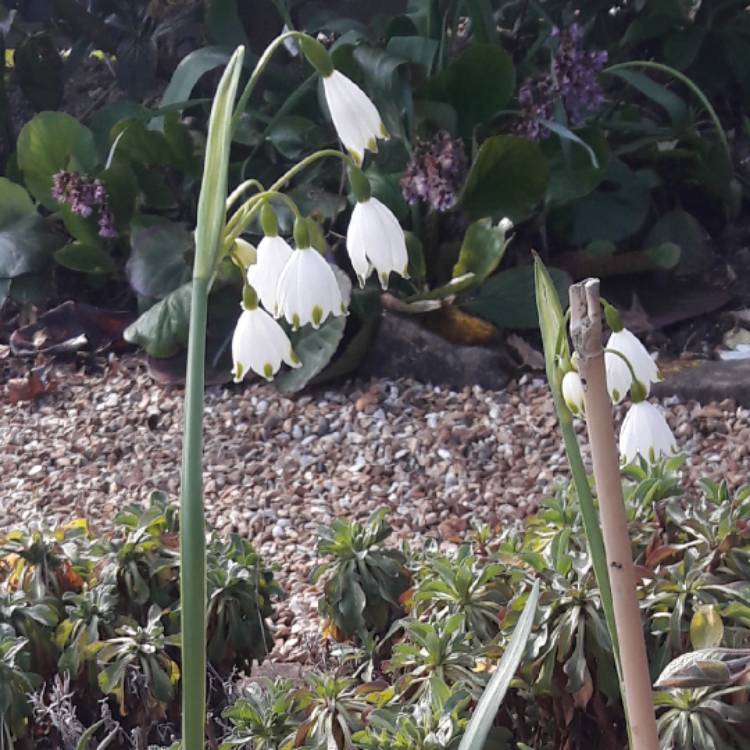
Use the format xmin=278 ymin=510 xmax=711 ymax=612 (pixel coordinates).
xmin=0 ymin=493 xmax=280 ymax=749
xmin=230 ymin=464 xmax=750 ymax=750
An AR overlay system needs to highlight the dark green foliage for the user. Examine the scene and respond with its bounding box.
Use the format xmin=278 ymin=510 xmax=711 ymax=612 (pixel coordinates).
xmin=312 ymin=509 xmax=411 ymax=637
xmin=0 ymin=492 xmax=279 ymax=749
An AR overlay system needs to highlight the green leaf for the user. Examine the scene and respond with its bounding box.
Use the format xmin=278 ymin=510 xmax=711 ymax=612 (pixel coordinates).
xmin=194 ymin=46 xmax=245 ymax=279
xmin=452 ymin=218 xmax=511 ymax=286
xmin=645 ymin=209 xmax=707 ymax=275
xmin=267 ymin=116 xmax=326 ymax=160
xmin=17 ymin=112 xmax=96 ymax=209
xmin=570 ymin=158 xmax=652 ymax=244
xmin=54 ymin=243 xmax=116 ymax=275
xmin=160 ymin=46 xmax=233 ymax=111
xmin=126 ymin=215 xmax=192 ymax=299
xmin=542 ymin=127 xmax=609 ymax=206
xmin=534 ymin=255 xmax=570 ymax=388
xmin=206 ymin=0 xmax=250 ymax=49
xmin=460 ymin=135 xmax=548 ymax=221
xmin=123 ymin=282 xmax=193 ymax=358
xmin=0 ymin=178 xmax=63 ymax=278
xmin=385 ymin=35 xmax=438 ymax=70
xmin=275 ymin=316 xmax=347 ymax=394
xmin=607 ymin=68 xmax=688 ymax=127
xmin=458 ymin=581 xmax=539 ymax=750
xmin=463 ymin=265 xmax=571 ymax=330
xmin=425 ymin=44 xmax=514 ymax=137
xmin=87 ymin=99 xmax=148 ymax=159
xmin=690 ymin=606 xmax=724 ymax=650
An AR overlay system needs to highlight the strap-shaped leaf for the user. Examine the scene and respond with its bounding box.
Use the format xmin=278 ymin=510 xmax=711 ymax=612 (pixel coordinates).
xmin=194 ymin=45 xmax=245 ymax=280
xmin=458 ymin=580 xmax=539 ymax=750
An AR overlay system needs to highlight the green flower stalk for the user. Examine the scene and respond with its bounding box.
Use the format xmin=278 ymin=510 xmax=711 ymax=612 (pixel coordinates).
xmin=179 ymin=45 xmax=244 ymax=749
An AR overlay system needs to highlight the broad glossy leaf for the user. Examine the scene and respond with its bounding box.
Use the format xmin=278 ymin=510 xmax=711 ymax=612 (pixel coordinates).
xmin=54 ymin=243 xmax=116 ymax=275
xmin=645 ymin=209 xmax=707 ymax=275
xmin=452 ymin=218 xmax=511 ymax=287
xmin=570 ymin=158 xmax=652 ymax=244
xmin=460 ymin=136 xmax=548 ymax=221
xmin=126 ymin=215 xmax=192 ymax=299
xmin=124 ymin=283 xmax=192 ymax=358
xmin=0 ymin=178 xmax=62 ymax=278
xmin=426 ymin=44 xmax=514 ymax=137
xmin=275 ymin=315 xmax=347 ymax=394
xmin=464 ymin=265 xmax=571 ymax=330
xmin=17 ymin=112 xmax=96 ymax=209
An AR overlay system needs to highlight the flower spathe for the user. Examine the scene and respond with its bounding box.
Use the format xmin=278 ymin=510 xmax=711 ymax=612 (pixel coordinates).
xmin=619 ymin=400 xmax=676 ymax=465
xmin=246 ymin=235 xmax=293 ymax=313
xmin=232 ymin=305 xmax=300 ymax=382
xmin=561 ymin=370 xmax=586 ymax=416
xmin=322 ymin=70 xmax=387 ymax=165
xmin=605 ymin=328 xmax=661 ymax=404
xmin=276 ymin=245 xmax=345 ymax=329
xmin=346 ymin=196 xmax=408 ymax=288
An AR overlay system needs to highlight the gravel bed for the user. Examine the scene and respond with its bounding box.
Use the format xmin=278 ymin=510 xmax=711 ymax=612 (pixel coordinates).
xmin=2 ymin=357 xmax=750 ymax=663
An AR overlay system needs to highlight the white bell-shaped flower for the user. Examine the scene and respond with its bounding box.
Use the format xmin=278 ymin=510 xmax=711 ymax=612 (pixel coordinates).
xmin=322 ymin=70 xmax=388 ymax=165
xmin=347 ymin=197 xmax=408 ymax=289
xmin=231 ymin=304 xmax=300 ymax=382
xmin=246 ymin=235 xmax=293 ymax=313
xmin=605 ymin=328 xmax=661 ymax=403
xmin=276 ymin=246 xmax=345 ymax=329
xmin=561 ymin=370 xmax=586 ymax=416
xmin=619 ymin=400 xmax=676 ymax=465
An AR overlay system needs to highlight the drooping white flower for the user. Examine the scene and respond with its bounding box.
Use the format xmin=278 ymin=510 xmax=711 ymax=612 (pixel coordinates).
xmin=322 ymin=70 xmax=388 ymax=165
xmin=346 ymin=197 xmax=408 ymax=288
xmin=605 ymin=328 xmax=661 ymax=403
xmin=246 ymin=235 xmax=293 ymax=313
xmin=231 ymin=305 xmax=300 ymax=382
xmin=562 ymin=370 xmax=586 ymax=416
xmin=276 ymin=246 xmax=345 ymax=329
xmin=619 ymin=400 xmax=676 ymax=465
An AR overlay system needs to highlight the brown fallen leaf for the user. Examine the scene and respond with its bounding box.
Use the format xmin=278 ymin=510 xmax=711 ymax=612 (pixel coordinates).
xmin=507 ymin=333 xmax=545 ymax=370
xmin=438 ymin=516 xmax=468 ymax=543
xmin=6 ymin=369 xmax=57 ymax=403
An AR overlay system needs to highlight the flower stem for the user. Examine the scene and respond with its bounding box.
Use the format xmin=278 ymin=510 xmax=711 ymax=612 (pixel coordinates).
xmin=569 ymin=279 xmax=658 ymax=750
xmin=179 ymin=276 xmax=209 ymax=749
xmin=231 ymin=30 xmax=300 ymax=132
xmin=268 ymin=148 xmax=353 ymax=193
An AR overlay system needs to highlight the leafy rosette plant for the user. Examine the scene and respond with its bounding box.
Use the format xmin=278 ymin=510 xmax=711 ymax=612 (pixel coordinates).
xmin=312 ymin=509 xmax=411 ymax=638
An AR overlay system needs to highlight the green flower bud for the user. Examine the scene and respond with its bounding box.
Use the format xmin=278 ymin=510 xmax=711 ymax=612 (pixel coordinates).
xmin=298 ymin=35 xmax=334 ymax=77
xmin=293 ymin=216 xmax=310 ymax=248
xmin=242 ymin=283 xmax=259 ymax=310
xmin=231 ymin=238 xmax=256 ymax=267
xmin=604 ymin=302 xmax=623 ymax=333
xmin=630 ymin=379 xmax=648 ymax=403
xmin=348 ymin=164 xmax=372 ymax=203
xmin=260 ymin=204 xmax=279 ymax=237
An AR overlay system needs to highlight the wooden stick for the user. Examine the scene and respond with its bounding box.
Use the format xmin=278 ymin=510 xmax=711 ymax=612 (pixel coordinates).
xmin=569 ymin=279 xmax=659 ymax=750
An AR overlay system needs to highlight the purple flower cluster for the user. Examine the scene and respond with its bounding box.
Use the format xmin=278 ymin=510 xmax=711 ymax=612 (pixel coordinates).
xmin=51 ymin=171 xmax=117 ymax=238
xmin=400 ymin=131 xmax=467 ymax=212
xmin=516 ymin=23 xmax=608 ymax=140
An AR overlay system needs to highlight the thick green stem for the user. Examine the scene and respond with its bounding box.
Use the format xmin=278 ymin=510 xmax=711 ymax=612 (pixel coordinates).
xmin=180 ymin=276 xmax=210 ymax=749
xmin=557 ymin=404 xmax=620 ymax=663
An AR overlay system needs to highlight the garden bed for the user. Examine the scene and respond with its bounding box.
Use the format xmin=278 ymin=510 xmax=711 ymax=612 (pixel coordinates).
xmin=3 ymin=355 xmax=749 ymax=665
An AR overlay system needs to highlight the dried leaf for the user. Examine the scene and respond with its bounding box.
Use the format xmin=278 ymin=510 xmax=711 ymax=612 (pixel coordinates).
xmin=507 ymin=333 xmax=544 ymax=370
xmin=6 ymin=369 xmax=57 ymax=402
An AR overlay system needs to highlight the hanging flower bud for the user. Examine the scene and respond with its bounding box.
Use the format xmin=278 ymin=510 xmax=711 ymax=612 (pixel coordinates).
xmin=619 ymin=400 xmax=677 ymax=465
xmin=561 ymin=370 xmax=586 ymax=416
xmin=346 ymin=165 xmax=408 ymax=289
xmin=275 ymin=219 xmax=345 ymax=329
xmin=605 ymin=328 xmax=661 ymax=404
xmin=245 ymin=207 xmax=292 ymax=314
xmin=299 ymin=36 xmax=387 ymax=165
xmin=231 ymin=287 xmax=300 ymax=382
